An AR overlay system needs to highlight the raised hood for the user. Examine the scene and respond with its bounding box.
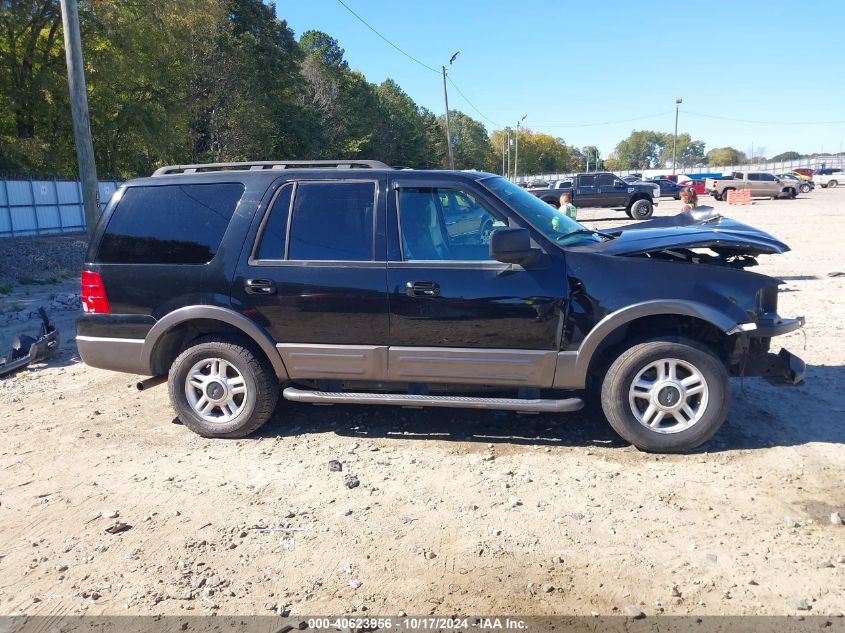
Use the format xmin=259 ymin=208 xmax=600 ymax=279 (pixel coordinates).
xmin=589 ymin=207 xmax=789 ymax=257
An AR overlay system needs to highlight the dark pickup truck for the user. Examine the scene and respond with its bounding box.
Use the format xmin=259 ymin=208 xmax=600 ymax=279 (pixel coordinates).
xmin=528 ymin=172 xmax=660 ymax=220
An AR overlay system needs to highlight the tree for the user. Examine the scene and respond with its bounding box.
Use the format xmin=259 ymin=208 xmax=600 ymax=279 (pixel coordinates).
xmin=445 ymin=110 xmax=491 ymax=171
xmin=770 ymin=151 xmax=801 ymax=161
xmin=706 ymin=147 xmax=746 ymax=166
xmin=373 ymin=79 xmax=429 ymax=167
xmin=610 ymin=130 xmax=664 ymax=169
xmin=658 ymin=133 xmax=705 ymax=168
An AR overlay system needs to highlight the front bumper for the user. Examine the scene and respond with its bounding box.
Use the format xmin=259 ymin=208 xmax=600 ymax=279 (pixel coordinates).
xmin=740 ymin=348 xmax=806 ymax=385
xmin=754 ymin=314 xmax=805 ymax=338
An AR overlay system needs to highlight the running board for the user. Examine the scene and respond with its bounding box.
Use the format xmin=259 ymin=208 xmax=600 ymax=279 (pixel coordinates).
xmin=282 ymin=387 xmax=584 ymax=413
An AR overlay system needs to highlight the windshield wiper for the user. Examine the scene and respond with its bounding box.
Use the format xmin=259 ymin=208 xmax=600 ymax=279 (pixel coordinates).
xmin=557 ymin=228 xmax=615 ymax=241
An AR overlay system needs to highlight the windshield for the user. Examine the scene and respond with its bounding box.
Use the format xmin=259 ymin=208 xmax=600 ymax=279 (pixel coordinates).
xmin=480 ymin=176 xmax=600 ymax=246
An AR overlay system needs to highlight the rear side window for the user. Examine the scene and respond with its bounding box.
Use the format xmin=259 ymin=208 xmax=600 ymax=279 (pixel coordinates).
xmin=287 ymin=182 xmax=375 ymax=261
xmin=98 ymin=183 xmax=244 ymax=264
xmin=254 ymin=184 xmax=293 ymax=260
xmin=579 ymin=175 xmax=596 ymax=186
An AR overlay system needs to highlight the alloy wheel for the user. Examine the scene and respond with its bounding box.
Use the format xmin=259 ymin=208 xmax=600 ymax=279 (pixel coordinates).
xmin=628 ymin=358 xmax=709 ymax=434
xmin=184 ymin=357 xmax=248 ymax=423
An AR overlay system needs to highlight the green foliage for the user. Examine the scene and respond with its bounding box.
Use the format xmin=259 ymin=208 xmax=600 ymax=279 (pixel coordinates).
xmin=445 ymin=111 xmax=492 ymax=171
xmin=0 ymin=4 xmax=478 ymax=177
xmin=769 ymin=151 xmax=801 ymax=161
xmin=607 ymin=130 xmax=706 ymax=170
xmin=706 ymin=147 xmax=747 ymax=166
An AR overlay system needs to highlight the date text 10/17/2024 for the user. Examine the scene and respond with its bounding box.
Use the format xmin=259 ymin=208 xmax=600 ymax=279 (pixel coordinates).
xmin=307 ymin=618 xmax=528 ymax=630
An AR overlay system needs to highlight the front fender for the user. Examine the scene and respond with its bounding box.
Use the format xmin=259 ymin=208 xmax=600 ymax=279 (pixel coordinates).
xmin=552 ymin=300 xmax=745 ymax=389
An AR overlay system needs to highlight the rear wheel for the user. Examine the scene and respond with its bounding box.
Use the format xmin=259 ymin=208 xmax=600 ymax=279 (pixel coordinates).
xmin=600 ymin=338 xmax=730 ymax=453
xmin=629 ymin=198 xmax=653 ymax=220
xmin=168 ymin=336 xmax=279 ymax=438
xmin=800 ymin=183 xmax=810 ymax=193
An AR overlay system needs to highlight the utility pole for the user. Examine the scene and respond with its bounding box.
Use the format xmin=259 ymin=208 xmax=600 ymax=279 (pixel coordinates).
xmin=501 ymin=135 xmax=506 ymax=175
xmin=60 ymin=0 xmax=99 ymax=238
xmin=514 ymin=115 xmax=526 ymax=181
xmin=441 ymin=51 xmax=460 ymax=170
xmin=506 ymin=129 xmax=511 ymax=179
xmin=672 ymin=97 xmax=682 ymax=175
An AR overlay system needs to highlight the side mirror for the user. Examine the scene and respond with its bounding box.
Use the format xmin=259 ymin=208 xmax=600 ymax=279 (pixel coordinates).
xmin=489 ymin=228 xmax=541 ymax=266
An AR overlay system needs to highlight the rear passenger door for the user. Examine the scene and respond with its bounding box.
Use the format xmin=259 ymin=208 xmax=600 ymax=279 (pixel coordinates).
xmin=232 ymin=176 xmax=390 ymax=381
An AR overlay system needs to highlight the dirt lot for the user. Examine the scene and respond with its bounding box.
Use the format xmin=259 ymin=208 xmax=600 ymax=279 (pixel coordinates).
xmin=0 ymin=189 xmax=843 ymax=618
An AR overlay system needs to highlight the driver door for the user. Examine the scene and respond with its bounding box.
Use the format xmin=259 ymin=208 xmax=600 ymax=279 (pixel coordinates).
xmin=385 ymin=178 xmax=568 ymax=387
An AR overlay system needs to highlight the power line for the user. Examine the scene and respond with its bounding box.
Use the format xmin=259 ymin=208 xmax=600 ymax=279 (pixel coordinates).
xmin=446 ymin=76 xmax=502 ymax=128
xmin=531 ymin=111 xmax=674 ymax=128
xmin=683 ymin=110 xmax=845 ymax=126
xmin=334 ymin=0 xmax=439 ymax=74
xmin=334 ymin=0 xmax=504 ymax=128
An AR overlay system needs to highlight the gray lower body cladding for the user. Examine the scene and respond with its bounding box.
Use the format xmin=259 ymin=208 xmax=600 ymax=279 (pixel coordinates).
xmin=76 ymin=335 xmax=147 ymax=374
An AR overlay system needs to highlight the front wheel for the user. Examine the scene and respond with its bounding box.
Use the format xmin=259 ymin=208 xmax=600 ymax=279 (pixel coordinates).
xmin=600 ymin=338 xmax=730 ymax=453
xmin=628 ymin=199 xmax=653 ymax=220
xmin=168 ymin=336 xmax=280 ymax=438
xmin=828 ymin=180 xmax=838 ymax=188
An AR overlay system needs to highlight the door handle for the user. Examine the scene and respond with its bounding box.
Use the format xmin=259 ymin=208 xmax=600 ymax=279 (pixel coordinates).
xmin=405 ymin=281 xmax=440 ymax=297
xmin=245 ymin=279 xmax=276 ymax=295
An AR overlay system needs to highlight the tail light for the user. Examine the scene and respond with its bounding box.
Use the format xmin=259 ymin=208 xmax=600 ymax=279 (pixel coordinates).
xmin=81 ymin=270 xmax=110 ymax=313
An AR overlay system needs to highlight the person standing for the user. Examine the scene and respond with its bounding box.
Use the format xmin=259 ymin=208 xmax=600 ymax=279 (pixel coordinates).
xmin=679 ymin=186 xmax=698 ymax=212
xmin=559 ymin=192 xmax=577 ymax=220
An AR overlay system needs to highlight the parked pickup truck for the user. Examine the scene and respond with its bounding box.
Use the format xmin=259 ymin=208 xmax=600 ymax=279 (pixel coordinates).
xmin=705 ymin=172 xmax=799 ymax=201
xmin=528 ymin=172 xmax=660 ymax=219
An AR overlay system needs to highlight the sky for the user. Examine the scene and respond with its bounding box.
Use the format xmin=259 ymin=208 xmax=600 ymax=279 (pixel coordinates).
xmin=275 ymin=0 xmax=845 ymax=158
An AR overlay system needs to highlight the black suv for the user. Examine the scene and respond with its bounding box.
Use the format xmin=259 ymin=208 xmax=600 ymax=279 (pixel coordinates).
xmin=77 ymin=160 xmax=805 ymax=452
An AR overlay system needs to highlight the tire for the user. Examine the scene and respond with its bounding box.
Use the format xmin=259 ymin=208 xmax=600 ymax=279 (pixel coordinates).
xmin=624 ymin=208 xmax=634 ymax=219
xmin=800 ymin=184 xmax=810 ymax=194
xmin=786 ymin=188 xmax=796 ymax=199
xmin=722 ymin=188 xmax=734 ymax=201
xmin=168 ymin=335 xmax=280 ymax=438
xmin=628 ymin=198 xmax=653 ymax=220
xmin=829 ymin=180 xmax=838 ymax=188
xmin=600 ymin=337 xmax=730 ymax=453
xmin=713 ymin=193 xmax=723 ymax=202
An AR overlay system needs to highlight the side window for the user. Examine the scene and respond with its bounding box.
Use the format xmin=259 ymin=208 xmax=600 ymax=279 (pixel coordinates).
xmin=747 ymin=174 xmax=760 ymax=181
xmin=287 ymin=182 xmax=375 ymax=261
xmin=579 ymin=175 xmax=596 ymax=187
xmin=596 ymin=173 xmax=614 ymax=187
xmin=398 ymin=187 xmax=507 ymax=262
xmin=97 ymin=183 xmax=244 ymax=264
xmin=254 ymin=184 xmax=293 ymax=260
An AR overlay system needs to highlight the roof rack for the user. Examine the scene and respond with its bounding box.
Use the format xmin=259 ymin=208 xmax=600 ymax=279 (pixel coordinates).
xmin=152 ymin=160 xmax=391 ymax=176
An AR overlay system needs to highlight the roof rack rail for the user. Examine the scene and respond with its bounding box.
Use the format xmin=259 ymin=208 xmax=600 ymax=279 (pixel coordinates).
xmin=152 ymin=160 xmax=391 ymax=176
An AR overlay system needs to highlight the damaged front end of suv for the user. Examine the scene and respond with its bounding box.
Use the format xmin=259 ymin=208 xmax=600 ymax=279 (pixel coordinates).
xmin=565 ymin=207 xmax=805 ymax=387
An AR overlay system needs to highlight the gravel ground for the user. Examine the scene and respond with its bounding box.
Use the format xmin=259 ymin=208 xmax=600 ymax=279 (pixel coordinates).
xmin=0 ymin=232 xmax=87 ymax=284
xmin=0 ymin=190 xmax=843 ymax=618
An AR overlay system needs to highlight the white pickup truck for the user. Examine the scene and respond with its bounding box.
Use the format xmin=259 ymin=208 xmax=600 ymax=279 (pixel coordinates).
xmin=704 ymin=172 xmax=798 ymax=201
xmin=814 ymin=169 xmax=842 ymax=188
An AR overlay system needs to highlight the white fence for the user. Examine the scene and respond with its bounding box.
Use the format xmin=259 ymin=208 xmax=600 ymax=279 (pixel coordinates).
xmin=517 ymin=154 xmax=845 ymax=183
xmin=0 ymin=178 xmax=120 ymax=238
